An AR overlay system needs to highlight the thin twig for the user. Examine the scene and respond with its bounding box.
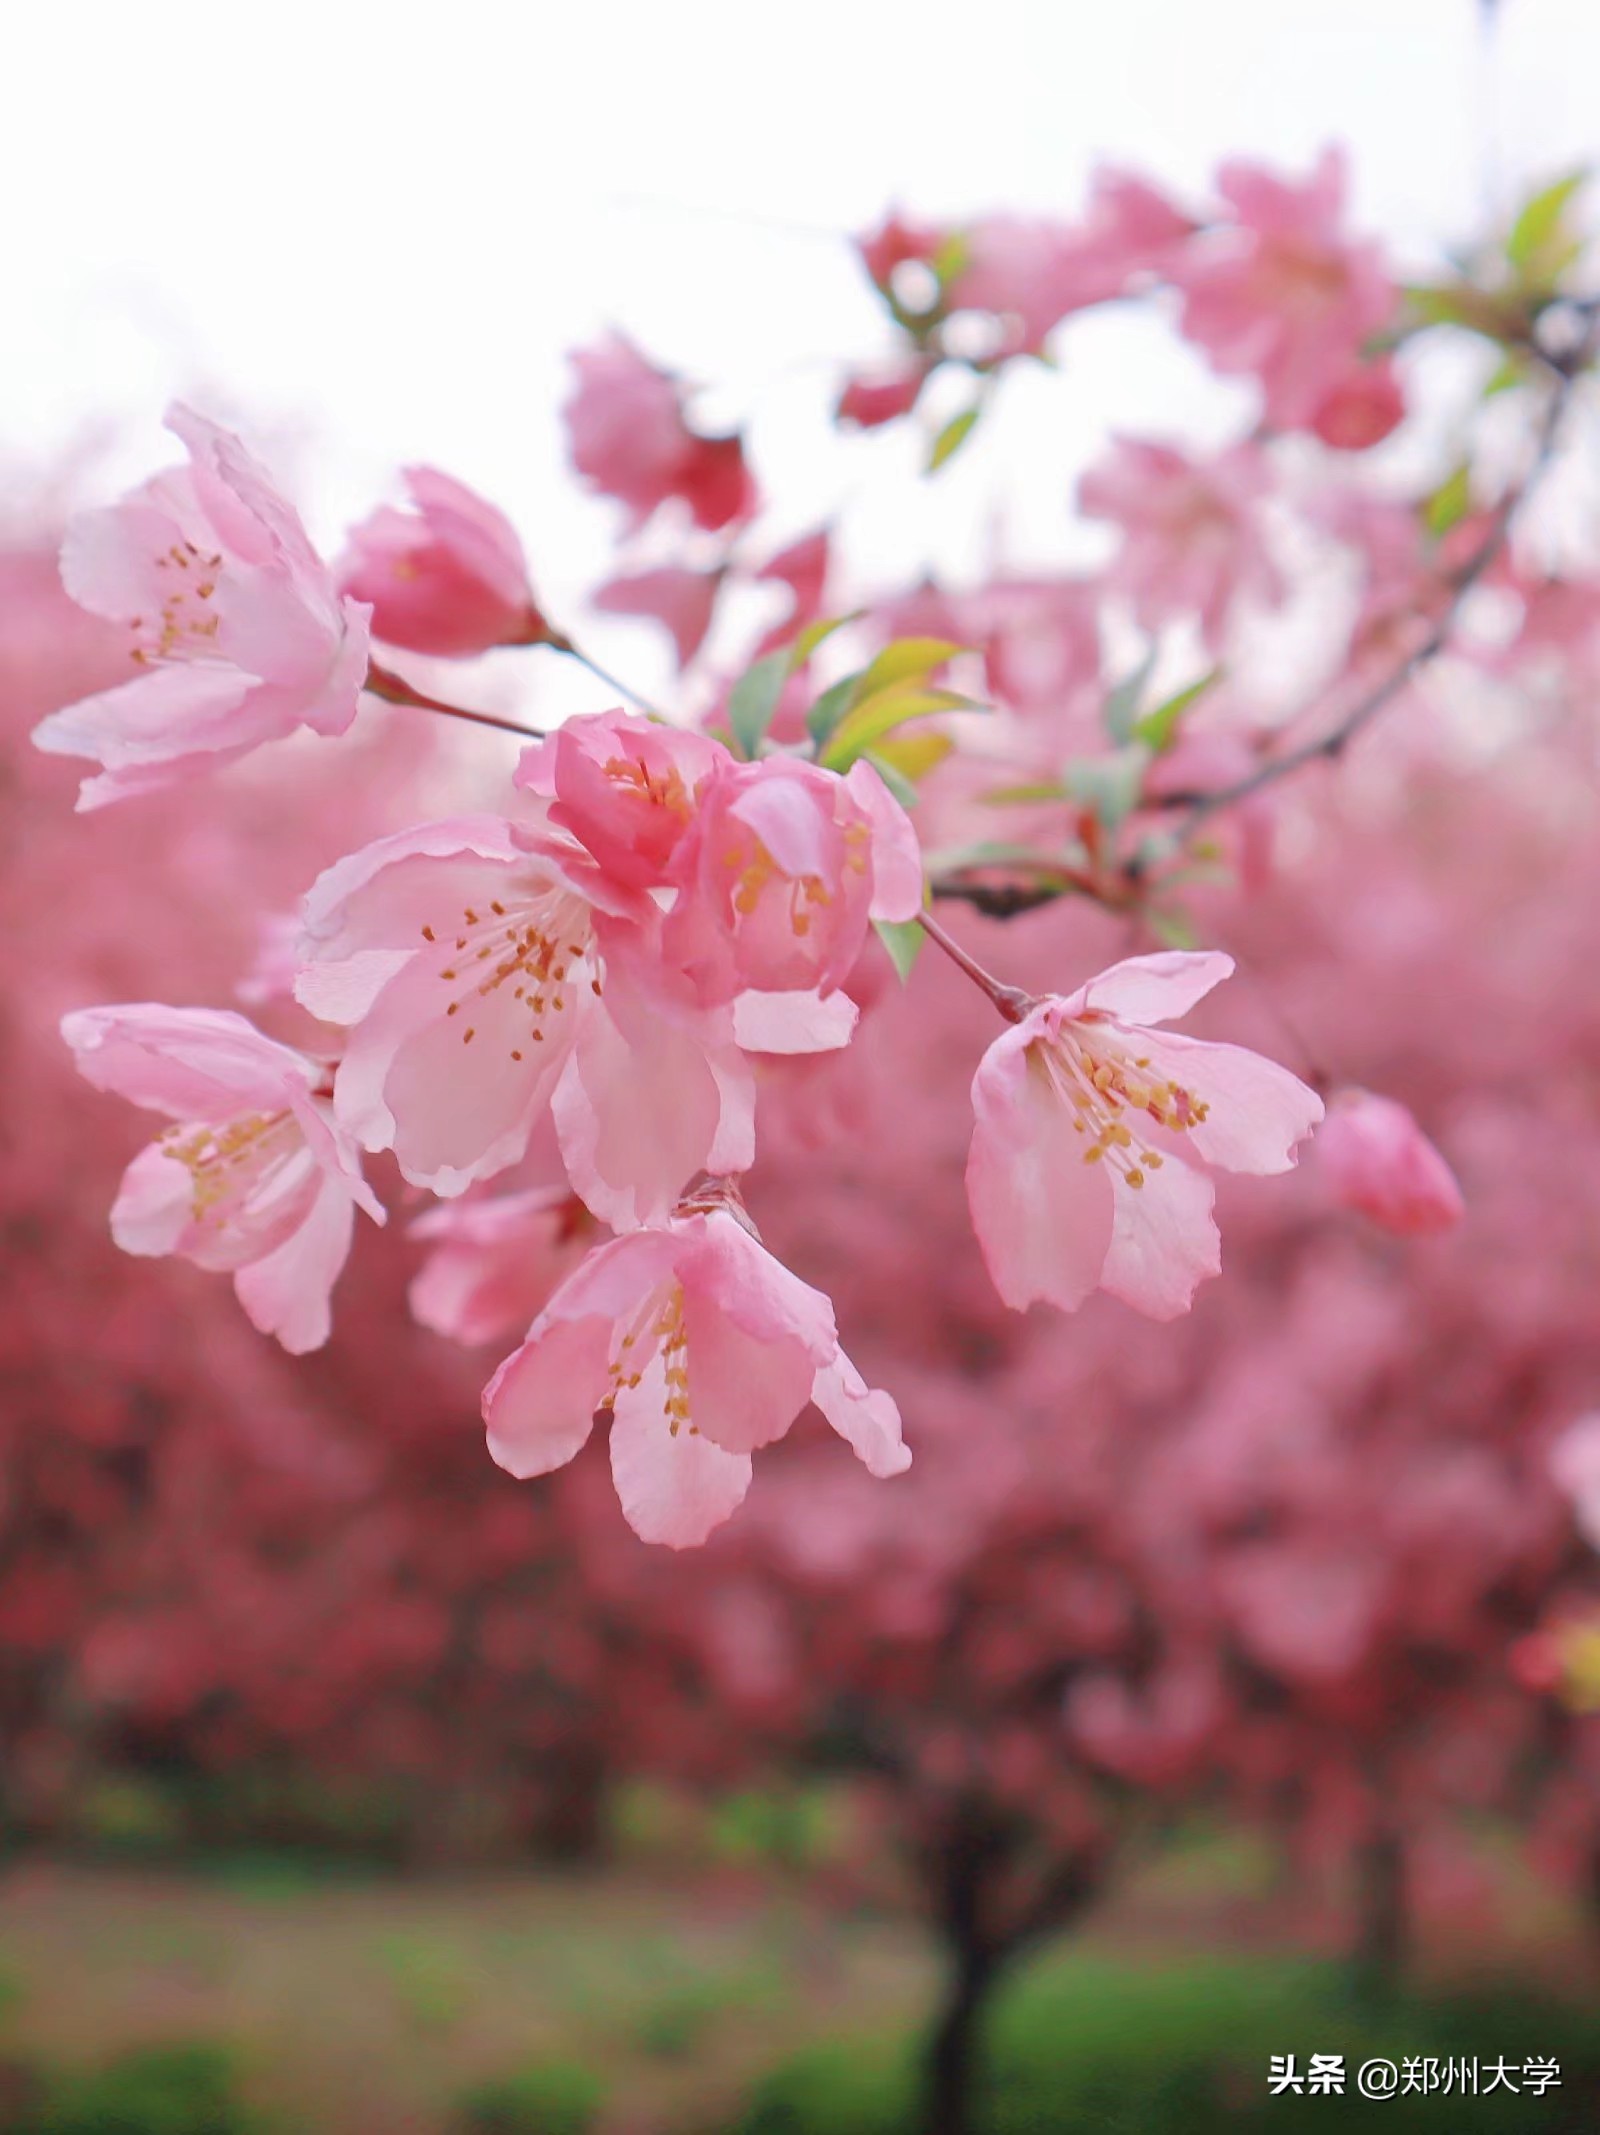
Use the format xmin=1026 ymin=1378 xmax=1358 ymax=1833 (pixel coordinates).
xmin=364 ymin=662 xmax=545 ymax=740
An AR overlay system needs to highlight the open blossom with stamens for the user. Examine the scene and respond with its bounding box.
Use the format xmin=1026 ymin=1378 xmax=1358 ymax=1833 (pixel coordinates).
xmin=408 ymin=1184 xmax=597 ymax=1347
xmin=966 ymin=952 xmax=1323 ymax=1320
xmin=482 ymin=1200 xmax=910 ymax=1547
xmin=664 ymin=758 xmax=925 ymax=1002
xmin=338 ymin=466 xmax=552 ymax=657
xmin=1315 ymin=1088 xmax=1463 ymax=1237
xmin=513 ymin=709 xmax=730 ymax=892
xmin=295 ymin=815 xmax=755 ymax=1223
xmin=61 ymin=1004 xmax=383 ymax=1354
xmin=33 ymin=405 xmax=370 ymax=809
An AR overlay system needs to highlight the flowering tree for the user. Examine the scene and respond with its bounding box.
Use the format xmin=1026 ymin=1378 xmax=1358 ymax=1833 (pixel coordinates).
xmin=21 ymin=142 xmax=1600 ymax=2134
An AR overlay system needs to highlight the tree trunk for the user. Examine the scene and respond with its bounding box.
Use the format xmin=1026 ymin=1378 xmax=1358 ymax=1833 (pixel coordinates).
xmin=922 ymin=1936 xmax=1004 ymax=2135
xmin=1350 ymin=1824 xmax=1407 ymax=2007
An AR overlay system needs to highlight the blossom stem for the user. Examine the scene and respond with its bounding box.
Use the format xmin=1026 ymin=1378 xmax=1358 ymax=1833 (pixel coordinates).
xmin=548 ymin=634 xmax=671 ymax=721
xmin=915 ymin=910 xmax=1030 ymax=1021
xmin=364 ymin=662 xmax=545 ymax=739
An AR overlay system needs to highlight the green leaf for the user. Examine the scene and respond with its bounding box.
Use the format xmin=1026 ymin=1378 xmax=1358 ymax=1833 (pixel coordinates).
xmin=1423 ymin=463 xmax=1473 ymax=541
xmin=981 ymin=779 xmax=1072 ymax=806
xmin=873 ymin=916 xmax=925 ymax=983
xmin=1133 ymin=668 xmax=1221 ymax=754
xmin=1506 ymin=170 xmax=1587 ymax=273
xmin=1145 ymin=905 xmax=1200 ymax=950
xmin=1102 ymin=646 xmax=1159 ymax=746
xmin=804 ymin=672 xmax=864 ymax=748
xmin=1481 ymin=352 xmax=1527 ymax=400
xmin=791 ymin=612 xmax=860 ymax=667
xmin=931 ymin=231 xmax=971 ymax=289
xmin=1063 ymin=748 xmax=1148 ymax=832
xmin=858 ymin=637 xmax=966 ymax=693
xmin=821 ymin=683 xmax=976 ymax=770
xmin=928 ymin=406 xmax=980 ymax=472
xmin=726 ymin=650 xmax=791 ymax=760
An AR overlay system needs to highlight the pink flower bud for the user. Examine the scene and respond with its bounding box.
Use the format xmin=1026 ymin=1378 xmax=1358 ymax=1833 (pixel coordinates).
xmin=1308 ymin=359 xmax=1406 ymax=452
xmin=1316 ymin=1089 xmax=1464 ymax=1236
xmin=339 ymin=467 xmax=550 ymax=658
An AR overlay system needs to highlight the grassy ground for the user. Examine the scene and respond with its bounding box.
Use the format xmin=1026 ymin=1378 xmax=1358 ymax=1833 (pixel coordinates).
xmin=0 ymin=1831 xmax=1587 ymax=2133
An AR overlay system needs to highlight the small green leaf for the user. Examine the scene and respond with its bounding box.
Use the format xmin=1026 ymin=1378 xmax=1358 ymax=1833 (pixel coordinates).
xmin=1063 ymin=748 xmax=1148 ymax=832
xmin=928 ymin=406 xmax=980 ymax=472
xmin=791 ymin=612 xmax=861 ymax=667
xmin=858 ymin=638 xmax=966 ymax=694
xmin=1102 ymin=646 xmax=1159 ymax=746
xmin=1423 ymin=463 xmax=1473 ymax=541
xmin=873 ymin=916 xmax=925 ymax=983
xmin=805 ymin=672 xmax=865 ymax=747
xmin=1133 ymin=668 xmax=1221 ymax=754
xmin=821 ymin=683 xmax=977 ymax=770
xmin=1481 ymin=352 xmax=1527 ymax=400
xmin=981 ymin=779 xmax=1072 ymax=806
xmin=1506 ymin=170 xmax=1587 ymax=273
xmin=726 ymin=650 xmax=791 ymax=760
xmin=1145 ymin=906 xmax=1200 ymax=950
xmin=931 ymin=232 xmax=971 ymax=289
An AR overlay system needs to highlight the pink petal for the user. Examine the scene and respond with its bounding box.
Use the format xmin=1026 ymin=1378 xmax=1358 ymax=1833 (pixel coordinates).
xmin=608 ymin=1383 xmax=753 ymax=1547
xmin=62 ymin=1004 xmax=311 ymax=1121
xmin=1135 ymin=1028 xmax=1323 ymax=1174
xmin=966 ymin=1019 xmax=1115 ymax=1312
xmin=811 ymin=1353 xmax=912 ymax=1478
xmin=1068 ymin=950 xmax=1234 ymax=1027
xmin=231 ymin=1170 xmax=356 ymax=1354
xmin=731 ymin=989 xmax=858 ymax=1054
xmin=845 ymin=760 xmax=924 ymax=922
xmin=1099 ymin=1155 xmax=1220 ymax=1319
xmin=483 ymin=1315 xmax=614 ymax=1478
xmin=108 ymin=1142 xmax=198 ymax=1258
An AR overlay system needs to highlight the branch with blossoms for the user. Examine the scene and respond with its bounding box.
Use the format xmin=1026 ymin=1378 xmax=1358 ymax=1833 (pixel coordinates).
xmin=39 ymin=145 xmax=1597 ymax=1548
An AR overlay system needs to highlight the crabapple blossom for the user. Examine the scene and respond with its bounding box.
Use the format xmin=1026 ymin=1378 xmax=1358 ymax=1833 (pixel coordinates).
xmin=1172 ymin=148 xmax=1397 ymax=429
xmin=513 ymin=708 xmax=730 ymax=892
xmin=61 ymin=1004 xmax=383 ymax=1354
xmin=1550 ymin=1416 xmax=1600 ymax=1553
xmin=664 ymin=757 xmax=925 ymax=1002
xmin=408 ymin=1184 xmax=597 ymax=1347
xmin=1308 ymin=357 xmax=1407 ymax=451
xmin=482 ymin=1202 xmax=908 ymax=1547
xmin=338 ymin=466 xmax=551 ymax=657
xmin=295 ymin=814 xmax=755 ymax=1222
xmin=564 ymin=333 xmax=756 ymax=531
xmin=1078 ymin=436 xmax=1284 ymax=652
xmin=966 ymin=951 xmax=1323 ymax=1319
xmin=593 ymin=567 xmax=722 ymax=670
xmin=1315 ymin=1089 xmax=1464 ymax=1237
xmin=33 ymin=405 xmax=370 ymax=808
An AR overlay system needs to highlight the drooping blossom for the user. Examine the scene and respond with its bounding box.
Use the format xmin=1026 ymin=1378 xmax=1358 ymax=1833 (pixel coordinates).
xmin=513 ymin=708 xmax=730 ymax=891
xmin=1078 ymin=436 xmax=1284 ymax=652
xmin=295 ymin=815 xmax=755 ymax=1224
xmin=966 ymin=951 xmax=1323 ymax=1319
xmin=564 ymin=334 xmax=757 ymax=531
xmin=409 ymin=1184 xmax=597 ymax=1346
xmin=664 ymin=757 xmax=924 ymax=1002
xmin=1172 ymin=149 xmax=1397 ymax=429
xmin=338 ymin=466 xmax=551 ymax=657
xmin=61 ymin=1004 xmax=383 ymax=1354
xmin=482 ymin=1202 xmax=909 ymax=1547
xmin=1551 ymin=1416 xmax=1600 ymax=1553
xmin=33 ymin=405 xmax=370 ymax=808
xmin=593 ymin=566 xmax=722 ymax=670
xmin=1315 ymin=1089 xmax=1464 ymax=1237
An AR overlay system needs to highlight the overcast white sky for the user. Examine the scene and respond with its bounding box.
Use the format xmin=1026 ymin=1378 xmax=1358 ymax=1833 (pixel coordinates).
xmin=6 ymin=0 xmax=1599 ymax=707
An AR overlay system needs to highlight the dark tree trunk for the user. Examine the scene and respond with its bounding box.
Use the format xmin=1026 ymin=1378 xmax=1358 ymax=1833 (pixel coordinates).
xmin=923 ymin=1936 xmax=1004 ymax=2135
xmin=1350 ymin=1824 xmax=1408 ymax=2007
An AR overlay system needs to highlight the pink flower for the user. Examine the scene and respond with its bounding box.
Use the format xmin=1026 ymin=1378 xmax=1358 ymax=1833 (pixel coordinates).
xmin=665 ymin=758 xmax=924 ymax=1002
xmin=338 ymin=466 xmax=550 ymax=657
xmin=482 ymin=1205 xmax=909 ymax=1547
xmin=1308 ymin=359 xmax=1406 ymax=451
xmin=564 ymin=334 xmax=757 ymax=532
xmin=856 ymin=210 xmax=949 ymax=298
xmin=1079 ymin=437 xmax=1284 ymax=652
xmin=836 ymin=367 xmax=929 ymax=429
xmin=1550 ymin=1415 xmax=1600 ymax=1552
xmin=61 ymin=1004 xmax=383 ymax=1354
xmin=966 ymin=951 xmax=1323 ymax=1319
xmin=296 ymin=815 xmax=754 ymax=1223
xmin=33 ymin=405 xmax=370 ymax=808
xmin=513 ymin=709 xmax=730 ymax=891
xmin=1172 ymin=149 xmax=1397 ymax=429
xmin=1316 ymin=1090 xmax=1464 ymax=1237
xmin=409 ymin=1184 xmax=596 ymax=1346
xmin=593 ymin=567 xmax=722 ymax=670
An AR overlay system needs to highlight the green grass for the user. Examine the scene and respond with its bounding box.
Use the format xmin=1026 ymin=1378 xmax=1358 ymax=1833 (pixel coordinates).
xmin=730 ymin=1952 xmax=1600 ymax=2133
xmin=454 ymin=2060 xmax=604 ymax=2134
xmin=28 ymin=2042 xmax=256 ymax=2135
